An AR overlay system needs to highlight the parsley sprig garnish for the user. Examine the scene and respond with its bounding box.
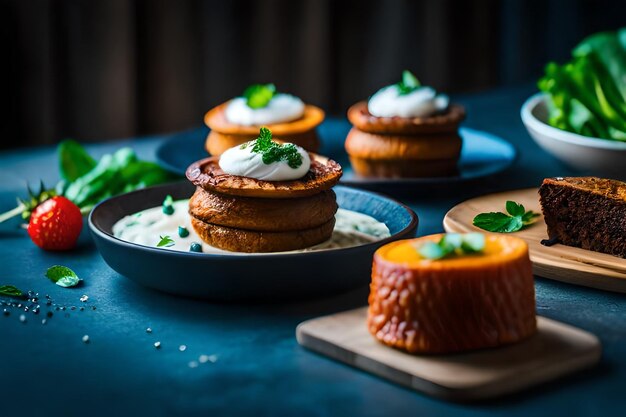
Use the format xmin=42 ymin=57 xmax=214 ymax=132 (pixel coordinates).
xmin=243 ymin=127 xmax=303 ymax=169
xmin=417 ymin=233 xmax=485 ymax=260
xmin=473 ymin=201 xmax=540 ymax=233
xmin=397 ymin=70 xmax=421 ymax=95
xmin=157 ymin=235 xmax=175 ymax=248
xmin=243 ymin=83 xmax=276 ymax=109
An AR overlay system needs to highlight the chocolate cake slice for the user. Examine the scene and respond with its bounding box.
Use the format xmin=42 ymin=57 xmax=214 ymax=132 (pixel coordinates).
xmin=539 ymin=177 xmax=626 ymax=258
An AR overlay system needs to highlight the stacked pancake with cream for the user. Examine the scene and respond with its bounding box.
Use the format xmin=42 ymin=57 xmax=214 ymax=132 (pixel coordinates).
xmin=186 ymin=127 xmax=342 ymax=252
xmin=204 ymin=84 xmax=324 ymax=156
xmin=345 ymin=71 xmax=466 ymax=178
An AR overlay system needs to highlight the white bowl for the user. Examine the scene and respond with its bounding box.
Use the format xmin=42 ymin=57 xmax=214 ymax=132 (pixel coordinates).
xmin=521 ymin=93 xmax=626 ymax=180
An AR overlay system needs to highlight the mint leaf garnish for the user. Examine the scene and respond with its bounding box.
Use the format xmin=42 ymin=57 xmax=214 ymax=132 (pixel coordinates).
xmin=473 ymin=201 xmax=539 ymax=233
xmin=243 ymin=84 xmax=276 ymax=109
xmin=157 ymin=235 xmax=175 ymax=247
xmin=417 ymin=233 xmax=486 ymax=260
xmin=249 ymin=127 xmax=303 ymax=169
xmin=0 ymin=285 xmax=25 ymax=298
xmin=45 ymin=265 xmax=82 ymax=288
xmin=505 ymin=201 xmax=526 ymax=217
xmin=397 ymin=70 xmax=421 ymax=95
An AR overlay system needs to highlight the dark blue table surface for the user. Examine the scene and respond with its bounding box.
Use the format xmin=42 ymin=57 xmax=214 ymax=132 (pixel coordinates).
xmin=1 ymin=85 xmax=624 ymax=416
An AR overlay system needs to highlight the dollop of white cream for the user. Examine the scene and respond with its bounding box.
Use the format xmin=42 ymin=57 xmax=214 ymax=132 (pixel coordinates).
xmin=219 ymin=142 xmax=311 ymax=181
xmin=224 ymin=94 xmax=305 ymax=125
xmin=367 ymin=85 xmax=449 ymax=118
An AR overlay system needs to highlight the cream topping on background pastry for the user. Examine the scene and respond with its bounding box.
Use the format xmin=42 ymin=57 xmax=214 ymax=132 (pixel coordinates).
xmin=368 ymin=85 xmax=449 ymax=118
xmin=219 ymin=128 xmax=311 ymax=181
xmin=224 ymin=94 xmax=305 ymax=126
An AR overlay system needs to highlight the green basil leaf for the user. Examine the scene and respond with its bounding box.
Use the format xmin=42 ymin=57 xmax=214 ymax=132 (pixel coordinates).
xmin=461 ymin=233 xmax=486 ymax=253
xmin=397 ymin=70 xmax=421 ymax=95
xmin=402 ymin=70 xmax=420 ymax=89
xmin=473 ymin=212 xmax=517 ymax=232
xmin=505 ymin=201 xmax=525 ymax=217
xmin=0 ymin=285 xmax=25 ymax=298
xmin=522 ymin=210 xmax=540 ymax=224
xmin=440 ymin=233 xmax=462 ymax=252
xmin=56 ymin=275 xmax=81 ymax=288
xmin=243 ymin=84 xmax=276 ymax=109
xmin=417 ymin=241 xmax=447 ymax=260
xmin=58 ymin=140 xmax=97 ymax=182
xmin=45 ymin=265 xmax=82 ymax=288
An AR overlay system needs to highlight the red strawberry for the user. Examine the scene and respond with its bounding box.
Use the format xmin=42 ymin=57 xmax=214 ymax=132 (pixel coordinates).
xmin=27 ymin=196 xmax=83 ymax=251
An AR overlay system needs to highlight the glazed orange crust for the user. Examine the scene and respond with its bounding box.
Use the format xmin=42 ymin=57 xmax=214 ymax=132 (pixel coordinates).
xmin=344 ymin=127 xmax=461 ymax=160
xmin=205 ymin=129 xmax=320 ymax=156
xmin=191 ymin=216 xmax=335 ymax=253
xmin=348 ymin=156 xmax=458 ymax=178
xmin=189 ymin=187 xmax=338 ymax=232
xmin=186 ymin=155 xmax=342 ymax=199
xmin=347 ymin=101 xmax=466 ymax=135
xmin=367 ymin=234 xmax=536 ymax=354
xmin=204 ymin=102 xmax=325 ymax=136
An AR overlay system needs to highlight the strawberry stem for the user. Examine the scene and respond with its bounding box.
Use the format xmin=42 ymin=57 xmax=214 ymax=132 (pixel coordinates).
xmin=0 ymin=203 xmax=26 ymax=224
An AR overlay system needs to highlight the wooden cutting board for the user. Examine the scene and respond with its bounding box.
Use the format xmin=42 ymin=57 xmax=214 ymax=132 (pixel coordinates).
xmin=443 ymin=187 xmax=626 ymax=293
xmin=296 ymin=308 xmax=601 ymax=402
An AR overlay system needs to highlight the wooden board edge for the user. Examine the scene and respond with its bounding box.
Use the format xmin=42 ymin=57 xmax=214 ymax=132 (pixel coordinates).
xmin=443 ymin=204 xmax=626 ymax=294
xmin=295 ymin=312 xmax=602 ymax=402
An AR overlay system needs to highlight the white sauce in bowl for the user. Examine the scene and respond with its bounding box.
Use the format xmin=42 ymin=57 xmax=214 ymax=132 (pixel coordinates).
xmin=219 ymin=142 xmax=310 ymax=181
xmin=368 ymin=85 xmax=449 ymax=118
xmin=224 ymin=94 xmax=305 ymax=126
xmin=112 ymin=200 xmax=391 ymax=255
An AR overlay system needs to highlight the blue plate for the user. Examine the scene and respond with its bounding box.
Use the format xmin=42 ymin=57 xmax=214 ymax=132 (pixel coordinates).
xmin=89 ymin=182 xmax=418 ymax=302
xmin=155 ymin=119 xmax=516 ymax=187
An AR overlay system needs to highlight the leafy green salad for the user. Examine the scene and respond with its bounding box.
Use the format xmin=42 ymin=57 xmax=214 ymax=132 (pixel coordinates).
xmin=539 ymin=28 xmax=626 ymax=141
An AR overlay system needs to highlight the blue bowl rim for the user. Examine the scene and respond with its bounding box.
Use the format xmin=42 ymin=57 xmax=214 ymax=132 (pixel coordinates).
xmin=88 ymin=182 xmax=419 ymax=260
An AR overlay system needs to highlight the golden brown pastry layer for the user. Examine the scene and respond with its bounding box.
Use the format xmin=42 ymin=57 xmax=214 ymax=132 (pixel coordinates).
xmin=205 ymin=129 xmax=320 ymax=156
xmin=347 ymin=101 xmax=466 ymax=135
xmin=186 ymin=155 xmax=342 ymax=199
xmin=189 ymin=187 xmax=338 ymax=232
xmin=190 ymin=216 xmax=335 ymax=253
xmin=344 ymin=128 xmax=461 ymax=160
xmin=205 ymin=102 xmax=325 ymax=136
xmin=348 ymin=156 xmax=458 ymax=178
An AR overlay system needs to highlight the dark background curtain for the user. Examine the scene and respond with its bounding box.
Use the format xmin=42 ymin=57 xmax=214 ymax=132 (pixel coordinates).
xmin=1 ymin=0 xmax=624 ymax=149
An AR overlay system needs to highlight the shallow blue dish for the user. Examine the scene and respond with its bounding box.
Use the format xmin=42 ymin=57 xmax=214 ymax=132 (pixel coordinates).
xmin=155 ymin=121 xmax=516 ymax=187
xmin=88 ymin=182 xmax=418 ymax=302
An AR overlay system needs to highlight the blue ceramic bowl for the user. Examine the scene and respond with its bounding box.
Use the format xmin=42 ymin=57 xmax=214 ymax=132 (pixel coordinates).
xmin=88 ymin=182 xmax=418 ymax=302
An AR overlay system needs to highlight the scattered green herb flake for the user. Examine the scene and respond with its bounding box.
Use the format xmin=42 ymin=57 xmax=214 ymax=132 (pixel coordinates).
xmin=243 ymin=83 xmax=276 ymax=109
xmin=416 ymin=233 xmax=486 ymax=260
xmin=473 ymin=200 xmax=540 ymax=233
xmin=45 ymin=265 xmax=83 ymax=288
xmin=249 ymin=127 xmax=303 ymax=169
xmin=397 ymin=70 xmax=421 ymax=95
xmin=0 ymin=285 xmax=25 ymax=298
xmin=157 ymin=235 xmax=175 ymax=248
xmin=189 ymin=242 xmax=203 ymax=253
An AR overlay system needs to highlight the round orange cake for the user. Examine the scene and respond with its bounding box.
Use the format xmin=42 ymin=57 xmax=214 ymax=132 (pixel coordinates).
xmin=367 ymin=234 xmax=537 ymax=354
xmin=204 ymin=102 xmax=325 ymax=156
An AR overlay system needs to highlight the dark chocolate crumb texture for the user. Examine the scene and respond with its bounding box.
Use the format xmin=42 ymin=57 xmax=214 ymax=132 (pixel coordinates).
xmin=539 ymin=177 xmax=626 ymax=258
